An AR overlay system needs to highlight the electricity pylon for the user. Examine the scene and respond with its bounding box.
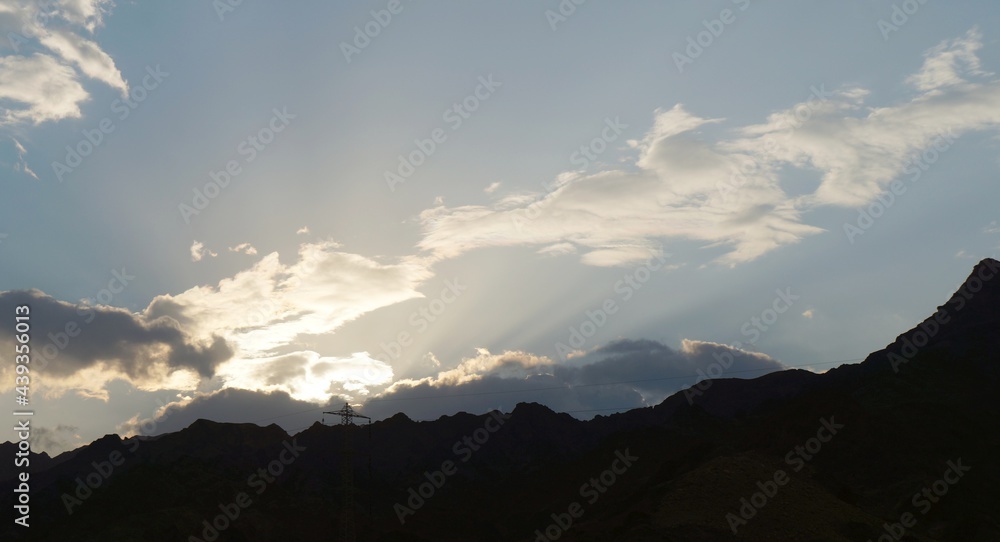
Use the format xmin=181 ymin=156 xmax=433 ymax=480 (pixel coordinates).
xmin=323 ymin=403 xmax=371 ymax=542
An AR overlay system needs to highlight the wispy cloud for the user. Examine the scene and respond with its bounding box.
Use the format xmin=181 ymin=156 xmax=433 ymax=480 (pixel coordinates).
xmin=9 ymin=137 xmax=38 ymax=179
xmin=416 ymin=28 xmax=1000 ymax=267
xmin=228 ymin=242 xmax=258 ymax=256
xmin=0 ymin=0 xmax=126 ymax=125
xmin=190 ymin=240 xmax=217 ymax=261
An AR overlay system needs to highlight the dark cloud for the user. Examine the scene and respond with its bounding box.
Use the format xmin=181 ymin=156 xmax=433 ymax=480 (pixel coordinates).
xmin=363 ymin=373 xmax=644 ymax=421
xmin=122 ymin=339 xmax=787 ymax=434
xmin=364 ymin=339 xmax=787 ymax=421
xmin=133 ymin=388 xmax=344 ymax=436
xmin=0 ymin=289 xmax=233 ymax=380
xmin=27 ymin=424 xmax=78 ymax=454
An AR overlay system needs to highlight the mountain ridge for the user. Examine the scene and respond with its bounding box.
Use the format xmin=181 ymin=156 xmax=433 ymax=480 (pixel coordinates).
xmin=3 ymin=258 xmax=998 ymax=541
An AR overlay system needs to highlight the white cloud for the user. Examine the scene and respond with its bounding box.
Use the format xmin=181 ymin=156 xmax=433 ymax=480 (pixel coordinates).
xmin=0 ymin=0 xmax=126 ymax=125
xmin=484 ymin=181 xmax=502 ymax=194
xmin=55 ymin=0 xmax=114 ymax=32
xmin=146 ymin=240 xmax=433 ymax=400
xmin=39 ymin=29 xmax=127 ymax=94
xmin=10 ymin=137 xmax=37 ymax=179
xmin=386 ymin=347 xmax=552 ymax=390
xmin=416 ymin=29 xmax=1000 ymax=267
xmin=218 ymin=350 xmax=393 ymax=403
xmin=190 ymin=240 xmax=217 ymax=261
xmin=906 ymin=27 xmax=988 ymax=93
xmin=0 ymin=53 xmax=89 ymax=124
xmin=802 ymin=309 xmax=814 ymax=319
xmin=536 ymin=242 xmax=577 ymax=257
xmin=417 ymin=105 xmax=822 ymax=267
xmin=296 ymin=226 xmax=310 ymax=235
xmin=1 ymin=241 xmax=433 ymax=403
xmin=228 ymin=242 xmax=258 ymax=255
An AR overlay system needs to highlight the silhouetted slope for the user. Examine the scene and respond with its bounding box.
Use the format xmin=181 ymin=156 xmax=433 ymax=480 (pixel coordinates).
xmin=2 ymin=259 xmax=998 ymax=541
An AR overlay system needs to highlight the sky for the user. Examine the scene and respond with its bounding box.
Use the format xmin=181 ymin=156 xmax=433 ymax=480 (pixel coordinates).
xmin=1 ymin=0 xmax=999 ymax=455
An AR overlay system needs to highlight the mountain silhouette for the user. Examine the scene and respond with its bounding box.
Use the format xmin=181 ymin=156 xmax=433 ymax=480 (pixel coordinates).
xmin=3 ymin=258 xmax=998 ymax=541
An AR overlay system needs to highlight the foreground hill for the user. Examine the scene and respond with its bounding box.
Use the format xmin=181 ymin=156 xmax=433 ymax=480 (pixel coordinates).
xmin=3 ymin=259 xmax=999 ymax=541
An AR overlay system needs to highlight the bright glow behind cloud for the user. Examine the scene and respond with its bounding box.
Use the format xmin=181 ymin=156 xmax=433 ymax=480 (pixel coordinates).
xmin=146 ymin=240 xmax=430 ymax=401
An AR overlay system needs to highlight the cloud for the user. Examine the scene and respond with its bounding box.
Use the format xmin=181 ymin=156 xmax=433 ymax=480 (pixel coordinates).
xmin=53 ymin=0 xmax=114 ymax=33
xmin=120 ymin=388 xmax=344 ymax=437
xmin=417 ymin=103 xmax=821 ymax=267
xmin=802 ymin=309 xmax=814 ymax=319
xmin=484 ymin=181 xmax=501 ymax=194
xmin=0 ymin=53 xmax=89 ymax=124
xmin=7 ymin=137 xmax=37 ymax=179
xmin=364 ymin=339 xmax=785 ymax=420
xmin=145 ymin=240 xmax=432 ymax=400
xmin=190 ymin=240 xmax=216 ymax=261
xmin=296 ymin=226 xmax=310 ymax=235
xmin=906 ymin=27 xmax=988 ymax=93
xmin=0 ymin=241 xmax=429 ymax=403
xmin=0 ymin=0 xmax=126 ymax=125
xmin=0 ymin=289 xmax=233 ymax=398
xmin=228 ymin=242 xmax=258 ymax=256
xmin=733 ymin=28 xmax=999 ymax=209
xmin=218 ymin=350 xmax=392 ymax=403
xmin=38 ymin=28 xmax=126 ymax=93
xmin=414 ymin=28 xmax=1000 ymax=267
xmin=27 ymin=424 xmax=80 ymax=455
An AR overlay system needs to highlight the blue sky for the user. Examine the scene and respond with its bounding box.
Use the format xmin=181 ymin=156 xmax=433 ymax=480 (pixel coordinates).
xmin=1 ymin=0 xmax=999 ymax=454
